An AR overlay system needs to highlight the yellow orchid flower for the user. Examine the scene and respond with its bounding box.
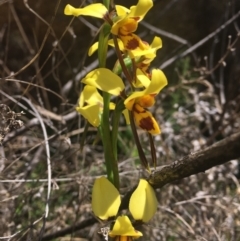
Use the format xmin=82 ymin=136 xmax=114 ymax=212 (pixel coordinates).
xmin=132 ymin=36 xmax=163 ymax=86
xmin=76 ymin=85 xmax=115 ymax=127
xmin=92 ymin=177 xmax=157 ymax=239
xmin=124 ymin=68 xmax=168 ymax=134
xmin=111 ymin=0 xmax=153 ymax=53
xmin=112 ymin=0 xmax=153 ymax=35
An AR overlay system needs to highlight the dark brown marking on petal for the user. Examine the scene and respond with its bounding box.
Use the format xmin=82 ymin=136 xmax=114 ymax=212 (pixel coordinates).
xmin=139 ymin=116 xmax=155 ymax=131
xmin=126 ymin=37 xmax=139 ymax=50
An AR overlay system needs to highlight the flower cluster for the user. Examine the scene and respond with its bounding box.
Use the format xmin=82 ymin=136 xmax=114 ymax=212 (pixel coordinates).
xmin=92 ymin=177 xmax=158 ymax=240
xmin=64 ymin=0 xmax=168 ymax=135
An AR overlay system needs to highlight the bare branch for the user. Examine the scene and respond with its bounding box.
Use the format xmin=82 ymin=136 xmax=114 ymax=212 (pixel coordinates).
xmin=149 ymin=131 xmax=240 ymax=188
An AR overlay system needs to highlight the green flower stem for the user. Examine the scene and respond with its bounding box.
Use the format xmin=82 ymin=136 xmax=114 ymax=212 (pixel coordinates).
xmin=103 ymin=0 xmax=110 ymax=9
xmin=98 ymin=24 xmax=110 ymax=68
xmin=98 ymin=22 xmax=119 ymax=189
xmin=99 ymin=93 xmax=119 ymax=189
xmin=111 ymin=99 xmax=125 ymax=160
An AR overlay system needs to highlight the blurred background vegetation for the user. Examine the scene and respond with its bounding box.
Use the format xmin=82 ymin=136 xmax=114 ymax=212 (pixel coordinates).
xmin=0 ymin=0 xmax=240 ymax=240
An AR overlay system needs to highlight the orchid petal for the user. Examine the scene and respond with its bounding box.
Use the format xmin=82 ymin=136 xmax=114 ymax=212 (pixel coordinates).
xmin=88 ymin=42 xmax=99 ymax=56
xmin=79 ymin=85 xmax=103 ymax=107
xmin=92 ymin=177 xmax=121 ymax=220
xmin=150 ymin=36 xmax=162 ymax=49
xmin=76 ymin=104 xmax=100 ymax=127
xmin=64 ymin=4 xmax=108 ymax=18
xmin=128 ymin=0 xmax=153 ymax=20
xmin=137 ymin=68 xmax=168 ymax=93
xmin=115 ymin=5 xmax=130 ymax=16
xmin=133 ymin=104 xmax=160 ymax=134
xmin=82 ymin=68 xmax=125 ymax=96
xmin=129 ymin=179 xmax=158 ymax=222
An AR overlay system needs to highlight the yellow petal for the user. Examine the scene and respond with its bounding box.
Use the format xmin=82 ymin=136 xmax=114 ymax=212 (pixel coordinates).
xmin=128 ymin=0 xmax=153 ymax=20
xmin=133 ymin=104 xmax=160 ymax=135
xmin=64 ymin=4 xmax=108 ymax=18
xmin=79 ymin=85 xmax=103 ymax=107
xmin=138 ymin=69 xmax=168 ymax=94
xmin=129 ymin=179 xmax=158 ymax=222
xmin=82 ymin=68 xmax=125 ymax=96
xmin=88 ymin=42 xmax=99 ymax=56
xmin=135 ymin=68 xmax=151 ymax=88
xmin=109 ymin=216 xmax=143 ymax=237
xmin=150 ymin=36 xmax=162 ymax=50
xmin=92 ymin=177 xmax=121 ymax=220
xmin=115 ymin=5 xmax=130 ymax=17
xmin=76 ymin=104 xmax=100 ymax=127
xmin=77 ymin=85 xmax=102 ymax=126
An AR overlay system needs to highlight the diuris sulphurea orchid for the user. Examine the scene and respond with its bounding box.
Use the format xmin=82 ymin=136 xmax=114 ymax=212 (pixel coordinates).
xmin=124 ymin=68 xmax=168 ymax=134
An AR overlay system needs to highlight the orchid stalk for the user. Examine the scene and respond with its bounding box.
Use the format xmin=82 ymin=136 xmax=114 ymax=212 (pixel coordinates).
xmin=98 ymin=21 xmax=120 ymax=188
